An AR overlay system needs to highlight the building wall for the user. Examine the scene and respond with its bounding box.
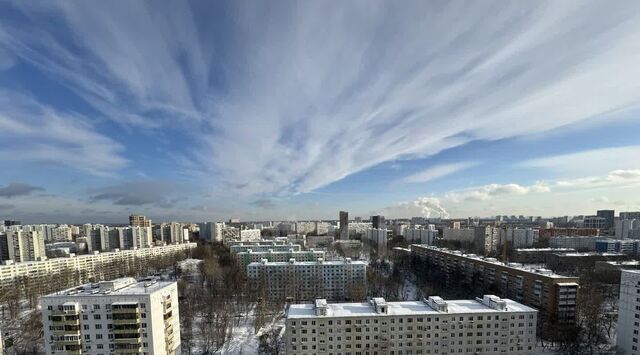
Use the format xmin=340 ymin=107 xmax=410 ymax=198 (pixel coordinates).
xmin=617 ymin=270 xmax=640 ymax=355
xmin=40 ymin=280 xmax=179 ymax=355
xmin=247 ymin=259 xmax=366 ymax=301
xmin=285 ymin=296 xmax=537 ymax=355
xmin=410 ymin=245 xmax=579 ymax=324
xmin=0 ymin=243 xmax=196 ymax=290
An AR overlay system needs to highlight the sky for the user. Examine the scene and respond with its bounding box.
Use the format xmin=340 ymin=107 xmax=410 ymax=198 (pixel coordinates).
xmin=1 ymin=1 xmax=640 ymax=224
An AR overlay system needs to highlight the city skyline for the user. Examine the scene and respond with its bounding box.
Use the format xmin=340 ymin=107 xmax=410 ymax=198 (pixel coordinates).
xmin=1 ymin=1 xmax=640 ymax=223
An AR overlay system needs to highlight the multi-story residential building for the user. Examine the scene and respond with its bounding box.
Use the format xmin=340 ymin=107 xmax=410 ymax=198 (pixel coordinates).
xmin=285 ymin=295 xmax=537 ymax=355
xmin=596 ymin=209 xmax=615 ymax=230
xmin=498 ymin=228 xmax=538 ymax=249
xmin=0 ymin=243 xmax=196 ymax=290
xmin=476 ymin=226 xmax=500 ymax=255
xmin=512 ymin=248 xmax=575 ymax=264
xmin=371 ymin=215 xmax=385 ymax=229
xmin=339 ymin=211 xmax=349 ymax=240
xmin=160 ymin=223 xmax=188 ymax=244
xmin=129 ymin=214 xmax=152 ymax=228
xmin=538 ymin=228 xmax=599 ymax=240
xmin=617 ymin=269 xmax=640 ymax=355
xmin=0 ymin=230 xmax=46 ymax=262
xmin=443 ymin=227 xmax=475 ymax=243
xmin=226 ymin=239 xmax=287 ymax=247
xmin=247 ymin=258 xmax=366 ymax=302
xmin=240 ymin=229 xmax=261 ymax=241
xmin=581 ymin=216 xmax=607 ymax=230
xmin=41 ymin=277 xmax=180 ymax=355
xmin=620 ymin=212 xmax=640 ymax=220
xmin=410 ymin=245 xmax=579 ymax=325
xmin=229 ymin=242 xmax=302 ymax=254
xmin=197 ymin=222 xmax=225 ymax=242
xmin=595 ymin=239 xmax=640 ymax=254
xmin=616 ymin=219 xmax=640 ymax=240
xmin=365 ymin=228 xmax=388 ymax=251
xmin=402 ymin=226 xmax=438 ymax=245
xmin=235 ymin=249 xmax=325 ymax=272
xmin=548 ymin=235 xmax=602 ymax=251
xmin=545 ymin=252 xmax=629 ymax=273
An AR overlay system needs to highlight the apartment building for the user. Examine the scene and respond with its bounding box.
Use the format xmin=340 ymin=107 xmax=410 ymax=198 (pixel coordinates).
xmin=0 ymin=230 xmax=46 ymax=262
xmin=617 ymin=269 xmax=640 ymax=355
xmin=548 ymin=236 xmax=602 ymax=251
xmin=225 ymin=239 xmax=288 ymax=247
xmin=229 ymin=242 xmax=301 ymax=254
xmin=129 ymin=214 xmax=152 ymax=228
xmin=41 ymin=277 xmax=179 ymax=355
xmin=410 ymin=245 xmax=579 ymax=324
xmin=402 ymin=227 xmax=438 ymax=245
xmin=0 ymin=243 xmax=196 ymax=290
xmin=285 ymin=295 xmax=537 ymax=355
xmin=235 ymin=249 xmax=325 ymax=272
xmin=247 ymin=258 xmax=366 ymax=302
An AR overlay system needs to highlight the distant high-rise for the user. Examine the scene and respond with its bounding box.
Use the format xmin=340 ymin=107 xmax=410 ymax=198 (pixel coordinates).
xmin=129 ymin=214 xmax=151 ymax=228
xmin=2 ymin=220 xmax=20 ymax=227
xmin=339 ymin=211 xmax=349 ymax=240
xmin=620 ymin=211 xmax=640 ymax=220
xmin=597 ymin=210 xmax=615 ymax=230
xmin=371 ymin=215 xmax=385 ymax=229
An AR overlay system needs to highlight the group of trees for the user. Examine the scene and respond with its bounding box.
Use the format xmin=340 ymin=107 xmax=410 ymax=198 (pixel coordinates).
xmin=178 ymin=243 xmax=285 ymax=354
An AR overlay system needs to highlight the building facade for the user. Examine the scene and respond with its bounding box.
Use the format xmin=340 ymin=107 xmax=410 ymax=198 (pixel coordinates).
xmin=229 ymin=242 xmax=301 ymax=254
xmin=339 ymin=211 xmax=349 ymax=240
xmin=247 ymin=258 xmax=366 ymax=302
xmin=0 ymin=243 xmax=196 ymax=290
xmin=285 ymin=295 xmax=537 ymax=355
xmin=41 ymin=277 xmax=180 ymax=355
xmin=0 ymin=230 xmax=46 ymax=262
xmin=235 ymin=249 xmax=325 ymax=272
xmin=410 ymin=245 xmax=579 ymax=325
xmin=617 ymin=269 xmax=640 ymax=355
xmin=129 ymin=214 xmax=152 ymax=228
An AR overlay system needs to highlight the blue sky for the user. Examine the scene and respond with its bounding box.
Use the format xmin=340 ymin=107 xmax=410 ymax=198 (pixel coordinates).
xmin=1 ymin=1 xmax=640 ymax=223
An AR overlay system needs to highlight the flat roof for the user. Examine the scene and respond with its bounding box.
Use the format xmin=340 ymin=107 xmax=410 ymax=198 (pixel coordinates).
xmin=43 ymin=278 xmax=175 ymax=298
xmin=411 ymin=245 xmax=576 ymax=279
xmin=248 ymin=260 xmax=366 ymax=266
xmin=288 ymin=299 xmax=536 ymax=319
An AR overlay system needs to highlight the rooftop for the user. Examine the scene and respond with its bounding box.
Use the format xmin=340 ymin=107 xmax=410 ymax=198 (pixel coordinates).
xmin=411 ymin=245 xmax=576 ymax=279
xmin=248 ymin=258 xmax=366 ymax=266
xmin=43 ymin=277 xmax=175 ymax=298
xmin=287 ymin=296 xmax=536 ymax=319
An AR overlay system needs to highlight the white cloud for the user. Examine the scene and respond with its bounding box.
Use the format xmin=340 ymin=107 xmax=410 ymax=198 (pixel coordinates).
xmin=1 ymin=1 xmax=640 ymax=198
xmin=520 ymin=146 xmax=640 ymax=176
xmin=0 ymin=91 xmax=128 ymax=175
xmin=444 ymin=182 xmax=550 ymax=202
xmin=398 ymin=161 xmax=478 ymax=184
xmin=555 ymin=169 xmax=640 ymax=189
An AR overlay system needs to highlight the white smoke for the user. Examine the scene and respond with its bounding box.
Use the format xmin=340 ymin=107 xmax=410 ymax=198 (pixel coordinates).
xmin=375 ymin=197 xmax=450 ymax=219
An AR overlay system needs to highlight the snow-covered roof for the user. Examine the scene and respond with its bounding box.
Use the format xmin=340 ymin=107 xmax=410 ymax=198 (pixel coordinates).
xmin=287 ymin=297 xmax=536 ymax=319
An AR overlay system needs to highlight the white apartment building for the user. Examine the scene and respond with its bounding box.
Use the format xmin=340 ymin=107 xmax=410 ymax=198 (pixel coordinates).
xmin=160 ymin=223 xmax=188 ymax=244
xmin=365 ymin=228 xmax=389 ymax=249
xmin=197 ymin=222 xmax=225 ymax=242
xmin=402 ymin=227 xmax=437 ymax=245
xmin=41 ymin=277 xmax=180 ymax=355
xmin=618 ymin=270 xmax=640 ymax=354
xmin=235 ymin=249 xmax=325 ymax=272
xmin=498 ymin=228 xmax=538 ymax=249
xmin=0 ymin=230 xmax=46 ymax=262
xmin=229 ymin=242 xmax=301 ymax=254
xmin=286 ymin=295 xmax=537 ymax=355
xmin=0 ymin=243 xmax=196 ymax=290
xmin=548 ymin=236 xmax=601 ymax=251
xmin=247 ymin=258 xmax=367 ymax=302
xmin=240 ymin=228 xmax=262 ymax=241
